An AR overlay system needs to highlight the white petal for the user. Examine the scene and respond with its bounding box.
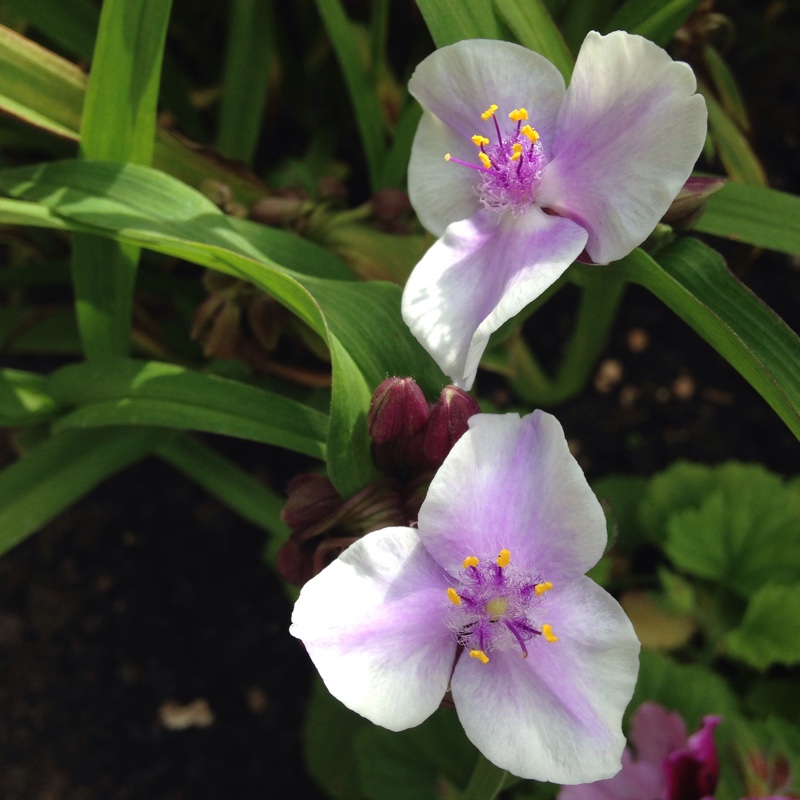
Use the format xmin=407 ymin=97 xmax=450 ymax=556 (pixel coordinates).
xmin=417 ymin=411 xmax=607 ymax=580
xmin=538 ymin=31 xmax=707 ymax=263
xmin=408 ymin=39 xmax=566 ymax=235
xmin=451 ymin=578 xmax=640 ymax=783
xmin=290 ymin=527 xmax=456 ymax=731
xmin=401 ymin=208 xmax=587 ymax=389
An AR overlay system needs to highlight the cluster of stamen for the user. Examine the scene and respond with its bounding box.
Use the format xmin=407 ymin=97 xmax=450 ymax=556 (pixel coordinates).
xmin=444 ymin=104 xmax=548 ymax=216
xmin=444 ymin=548 xmax=557 ymax=665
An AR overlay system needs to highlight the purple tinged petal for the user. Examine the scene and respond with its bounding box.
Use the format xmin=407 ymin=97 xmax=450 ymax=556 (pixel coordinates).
xmin=401 ymin=208 xmax=587 ymax=390
xmin=630 ymin=701 xmax=689 ymax=765
xmin=537 ymin=31 xmax=707 ymax=264
xmin=451 ymin=577 xmax=640 ymax=783
xmin=417 ymin=411 xmax=607 ymax=581
xmin=290 ymin=526 xmax=457 ymax=731
xmin=558 ymin=751 xmax=663 ymax=800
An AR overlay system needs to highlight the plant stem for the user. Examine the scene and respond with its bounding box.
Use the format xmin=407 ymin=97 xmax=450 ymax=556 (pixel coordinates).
xmin=460 ymin=753 xmax=508 ymax=800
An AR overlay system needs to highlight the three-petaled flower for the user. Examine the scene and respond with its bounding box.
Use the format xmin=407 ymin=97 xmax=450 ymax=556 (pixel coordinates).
xmin=402 ymin=32 xmax=708 ymax=388
xmin=290 ymin=411 xmax=640 ymax=782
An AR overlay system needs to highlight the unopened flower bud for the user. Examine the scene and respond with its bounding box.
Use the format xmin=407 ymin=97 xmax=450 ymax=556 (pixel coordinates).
xmin=423 ymin=385 xmax=481 ymax=467
xmin=367 ymin=377 xmax=430 ymax=444
xmin=662 ymin=176 xmax=726 ymax=228
xmin=664 ymin=714 xmax=721 ymax=800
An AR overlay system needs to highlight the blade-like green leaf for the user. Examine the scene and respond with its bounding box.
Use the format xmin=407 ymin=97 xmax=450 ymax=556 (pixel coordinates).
xmin=415 ymin=0 xmax=503 ymax=47
xmin=217 ymin=0 xmax=275 ymax=163
xmin=314 ymin=0 xmax=386 ymax=192
xmin=2 ymin=0 xmax=99 ymax=60
xmin=0 ymin=368 xmax=59 ymax=425
xmin=155 ymin=433 xmax=290 ymax=556
xmin=694 ymin=181 xmax=800 ymax=256
xmin=607 ymin=241 xmax=800 ymax=439
xmin=604 ymin=0 xmax=702 ymax=46
xmin=47 ymin=358 xmax=328 ymax=458
xmin=494 ymin=0 xmax=573 ymax=79
xmin=73 ymin=0 xmax=173 ymax=360
xmin=0 ymin=427 xmax=160 ymax=557
xmin=0 ymin=160 xmax=446 ymax=494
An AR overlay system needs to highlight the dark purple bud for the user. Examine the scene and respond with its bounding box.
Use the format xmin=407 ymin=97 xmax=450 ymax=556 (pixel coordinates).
xmin=664 ymin=715 xmax=721 ymax=800
xmin=423 ymin=385 xmax=481 ymax=467
xmin=367 ymin=377 xmax=430 ymax=444
xmin=280 ymin=474 xmax=342 ymax=538
xmin=662 ymin=176 xmax=726 ymax=228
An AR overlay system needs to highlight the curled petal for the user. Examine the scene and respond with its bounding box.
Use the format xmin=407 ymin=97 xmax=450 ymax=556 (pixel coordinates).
xmin=538 ymin=31 xmax=707 ymax=263
xmin=629 ymin=701 xmax=688 ymax=765
xmin=290 ymin=527 xmax=457 ymax=730
xmin=401 ymin=208 xmax=587 ymax=389
xmin=451 ymin=577 xmax=640 ymax=783
xmin=418 ymin=411 xmax=607 ymax=581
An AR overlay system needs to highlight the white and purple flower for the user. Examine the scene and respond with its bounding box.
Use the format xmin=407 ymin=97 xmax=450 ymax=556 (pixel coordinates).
xmin=290 ymin=411 xmax=640 ymax=782
xmin=402 ymin=32 xmax=708 ymax=388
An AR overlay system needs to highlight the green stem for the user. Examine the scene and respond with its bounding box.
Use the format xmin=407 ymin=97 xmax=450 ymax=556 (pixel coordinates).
xmin=460 ymin=753 xmax=508 ymax=800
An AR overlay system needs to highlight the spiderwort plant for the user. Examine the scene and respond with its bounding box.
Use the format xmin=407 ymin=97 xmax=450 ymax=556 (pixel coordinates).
xmin=402 ymin=31 xmax=708 ymax=388
xmin=291 ymin=411 xmax=640 ymax=782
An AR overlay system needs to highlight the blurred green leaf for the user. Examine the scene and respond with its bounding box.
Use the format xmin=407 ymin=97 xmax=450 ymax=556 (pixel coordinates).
xmin=314 ymin=0 xmax=386 ymax=191
xmin=218 ymin=0 xmax=275 ymax=163
xmin=494 ymin=0 xmax=573 ymax=79
xmin=47 ymin=358 xmax=328 ymax=459
xmin=559 ymin=0 xmax=615 ymax=53
xmin=703 ymin=44 xmax=750 ymax=133
xmin=591 ymin=474 xmax=649 ymax=552
xmin=694 ymin=181 xmax=800 ymax=255
xmin=1 ymin=0 xmax=98 ymax=59
xmin=0 ymin=368 xmax=59 ymax=425
xmin=608 ymin=240 xmax=800 ymax=439
xmin=0 ymin=305 xmax=81 ymax=354
xmin=0 ymin=427 xmax=160 ymax=557
xmin=701 ymin=85 xmax=766 ymax=186
xmin=156 ymin=433 xmax=290 ymax=556
xmin=630 ymin=650 xmax=739 ymax=730
xmin=724 ymin=584 xmax=800 ymax=670
xmin=0 ymin=160 xmax=446 ymax=495
xmin=604 ymin=0 xmax=702 ymax=46
xmin=416 ymin=0 xmax=503 ymax=47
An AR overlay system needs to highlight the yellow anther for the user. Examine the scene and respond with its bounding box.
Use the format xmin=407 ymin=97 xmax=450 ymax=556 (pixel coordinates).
xmin=542 ymin=624 xmax=559 ymax=643
xmin=535 ymin=581 xmax=554 ymax=596
xmin=447 ymin=587 xmax=462 ymax=606
xmin=463 ymin=555 xmax=480 ymax=569
xmin=509 ymin=108 xmax=529 ymax=122
xmin=510 ymin=142 xmax=523 ymax=161
xmin=471 ymin=134 xmax=489 ymax=147
xmin=496 ymin=548 xmax=511 ymax=568
xmin=469 ymin=649 xmax=490 ymax=664
xmin=481 ymin=104 xmax=498 ymax=120
xmin=478 ymin=152 xmax=491 ymax=169
xmin=444 ymin=153 xmax=452 ymax=161
xmin=521 ymin=125 xmax=539 ymax=143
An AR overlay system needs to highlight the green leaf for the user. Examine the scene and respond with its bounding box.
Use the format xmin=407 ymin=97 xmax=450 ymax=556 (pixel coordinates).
xmin=415 ymin=0 xmax=503 ymax=47
xmin=73 ymin=0 xmax=173 ymax=360
xmin=0 ymin=427 xmax=159 ymax=556
xmin=700 ymin=85 xmax=766 ymax=186
xmin=591 ymin=474 xmax=649 ymax=552
xmin=662 ymin=463 xmax=800 ymax=594
xmin=354 ymin=708 xmax=477 ymax=800
xmin=694 ymin=181 xmax=800 ymax=256
xmin=0 ymin=160 xmax=446 ymax=494
xmin=46 ymin=358 xmax=328 ymax=459
xmin=493 ymin=0 xmax=573 ymax=80
xmin=314 ymin=0 xmax=386 ymax=192
xmin=155 ymin=433 xmax=290 ymax=557
xmin=604 ymin=0 xmax=702 ymax=46
xmin=724 ymin=583 xmax=800 ymax=670
xmin=217 ymin=0 xmax=275 ymax=163
xmin=630 ymin=650 xmax=739 ymax=730
xmin=609 ymin=241 xmax=800 ymax=439
xmin=1 ymin=0 xmax=99 ymax=60
xmin=703 ymin=45 xmax=750 ymax=133
xmin=558 ymin=0 xmax=616 ymax=54
xmin=0 ymin=368 xmax=59 ymax=425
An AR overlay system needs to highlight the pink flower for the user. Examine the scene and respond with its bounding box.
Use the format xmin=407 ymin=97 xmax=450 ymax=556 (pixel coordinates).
xmin=290 ymin=411 xmax=639 ymax=782
xmin=402 ymin=32 xmax=707 ymax=388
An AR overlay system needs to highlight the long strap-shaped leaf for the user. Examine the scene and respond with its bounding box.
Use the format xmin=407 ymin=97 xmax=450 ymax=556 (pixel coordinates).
xmin=0 ymin=160 xmax=445 ymax=494
xmin=74 ymin=0 xmax=172 ymax=359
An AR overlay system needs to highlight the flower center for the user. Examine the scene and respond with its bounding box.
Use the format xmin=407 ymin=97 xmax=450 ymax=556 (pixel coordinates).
xmin=444 ymin=104 xmax=548 ymax=217
xmin=444 ymin=548 xmax=557 ymax=664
